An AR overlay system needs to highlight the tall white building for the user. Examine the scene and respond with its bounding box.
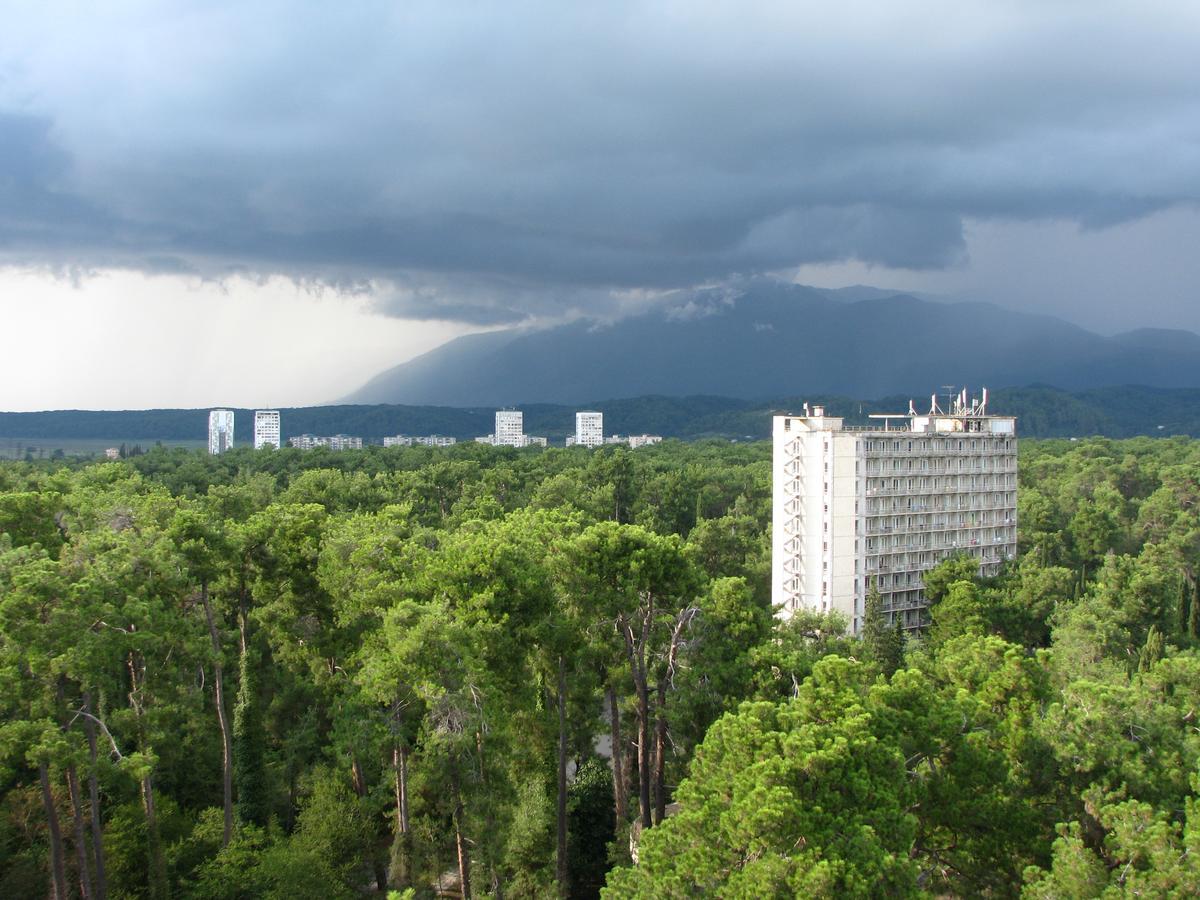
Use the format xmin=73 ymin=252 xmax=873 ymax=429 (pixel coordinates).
xmin=494 ymin=410 xmax=524 ymax=447
xmin=772 ymin=389 xmax=1017 ymax=633
xmin=575 ymin=411 xmax=604 ymax=448
xmin=208 ymin=409 xmax=235 ymax=455
xmin=254 ymin=410 xmax=281 ymax=450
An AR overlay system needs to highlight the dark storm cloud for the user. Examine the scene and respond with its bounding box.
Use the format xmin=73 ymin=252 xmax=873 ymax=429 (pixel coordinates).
xmin=1 ymin=2 xmax=1198 ymax=322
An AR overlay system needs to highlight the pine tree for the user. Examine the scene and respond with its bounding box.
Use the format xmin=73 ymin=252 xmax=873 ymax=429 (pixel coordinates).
xmin=1138 ymin=625 xmax=1163 ymax=672
xmin=233 ymin=645 xmax=268 ymax=826
xmin=1190 ymin=580 xmax=1200 ymax=640
xmin=861 ymin=581 xmax=904 ymax=677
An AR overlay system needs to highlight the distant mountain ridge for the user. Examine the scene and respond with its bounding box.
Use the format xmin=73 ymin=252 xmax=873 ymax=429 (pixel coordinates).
xmin=346 ymin=282 xmax=1200 ymax=407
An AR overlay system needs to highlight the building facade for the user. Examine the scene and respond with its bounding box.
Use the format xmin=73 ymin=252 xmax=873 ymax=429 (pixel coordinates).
xmin=772 ymin=390 xmax=1017 ymax=633
xmin=288 ymin=433 xmax=362 ymax=450
xmin=494 ymin=410 xmax=525 ymax=447
xmin=254 ymin=410 xmax=281 ymax=450
xmin=575 ymin=411 xmax=604 ymax=448
xmin=385 ymin=434 xmax=457 ymax=447
xmin=627 ymin=434 xmax=663 ymax=449
xmin=208 ymin=409 xmax=235 ymax=455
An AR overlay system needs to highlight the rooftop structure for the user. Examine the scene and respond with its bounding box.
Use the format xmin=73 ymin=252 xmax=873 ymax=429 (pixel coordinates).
xmin=772 ymin=388 xmax=1017 ymax=633
xmin=208 ymin=409 xmax=234 ymax=455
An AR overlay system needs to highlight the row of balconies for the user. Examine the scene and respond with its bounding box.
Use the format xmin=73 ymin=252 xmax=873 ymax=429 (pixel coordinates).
xmin=865 ymin=502 xmax=1016 ymax=518
xmin=866 ymin=520 xmax=1016 ymax=536
xmin=866 ymin=495 xmax=1016 ymax=513
xmin=865 ymin=480 xmax=1016 ymax=496
xmin=866 ymin=536 xmax=1014 ymax=554
xmin=866 ymin=536 xmax=1016 ymax=555
xmin=868 ymin=465 xmax=1017 ymax=480
xmin=865 ymin=552 xmax=1011 ymax=576
xmin=862 ymin=448 xmax=1015 ymax=461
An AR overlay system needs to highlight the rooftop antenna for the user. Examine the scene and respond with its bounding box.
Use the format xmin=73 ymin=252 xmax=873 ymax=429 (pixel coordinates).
xmin=981 ymin=387 xmax=989 ymax=415
xmin=941 ymin=385 xmax=956 ymax=415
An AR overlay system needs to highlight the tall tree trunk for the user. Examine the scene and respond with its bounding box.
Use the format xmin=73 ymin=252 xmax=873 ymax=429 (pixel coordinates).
xmin=395 ymin=743 xmax=410 ymax=834
xmin=128 ymin=649 xmax=166 ymax=900
xmin=556 ymin=656 xmax=569 ymax=898
xmin=350 ymin=755 xmax=388 ymax=893
xmin=389 ymin=742 xmax=411 ymax=888
xmin=39 ymin=760 xmax=69 ymax=900
xmin=619 ymin=609 xmax=653 ymax=830
xmin=82 ymin=692 xmax=108 ymax=900
xmin=653 ymin=678 xmax=668 ymax=825
xmin=607 ymin=683 xmax=627 ymax=825
xmin=55 ymin=677 xmax=93 ymax=899
xmin=634 ymin=676 xmax=651 ymax=829
xmin=200 ymin=583 xmax=234 ymax=847
xmin=66 ymin=764 xmax=94 ymax=900
xmin=141 ymin=772 xmax=167 ymax=900
xmin=451 ymin=767 xmax=471 ymax=900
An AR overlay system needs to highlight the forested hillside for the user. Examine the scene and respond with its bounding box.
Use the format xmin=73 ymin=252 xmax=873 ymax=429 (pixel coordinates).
xmin=3 ymin=437 xmax=1200 ymax=897
xmin=7 ymin=383 xmax=1200 ymax=448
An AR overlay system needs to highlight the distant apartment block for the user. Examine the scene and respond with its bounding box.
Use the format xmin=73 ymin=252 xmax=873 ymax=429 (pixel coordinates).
xmin=627 ymin=434 xmax=663 ymax=449
xmin=208 ymin=409 xmax=235 ymax=455
xmin=495 ymin=410 xmax=525 ymax=447
xmin=604 ymin=434 xmax=663 ymax=448
xmin=254 ymin=410 xmax=281 ymax=450
xmin=384 ymin=434 xmax=457 ymax=447
xmin=105 ymin=447 xmax=120 ymax=460
xmin=772 ymin=389 xmax=1017 ymax=634
xmin=478 ymin=410 xmax=547 ymax=448
xmin=287 ymin=433 xmax=362 ymax=451
xmin=575 ymin=411 xmax=604 ymax=448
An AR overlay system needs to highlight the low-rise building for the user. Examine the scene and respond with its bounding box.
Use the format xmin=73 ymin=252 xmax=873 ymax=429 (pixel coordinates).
xmin=605 ymin=434 xmax=664 ymax=448
xmin=385 ymin=434 xmax=457 ymax=447
xmin=287 ymin=433 xmax=363 ymax=451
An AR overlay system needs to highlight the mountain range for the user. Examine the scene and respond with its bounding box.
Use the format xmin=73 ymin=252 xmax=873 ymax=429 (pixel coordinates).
xmin=346 ymin=282 xmax=1200 ymax=406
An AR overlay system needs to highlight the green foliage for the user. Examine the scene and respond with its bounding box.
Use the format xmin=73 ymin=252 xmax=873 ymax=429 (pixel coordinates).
xmin=233 ymin=647 xmax=268 ymax=828
xmin=568 ymin=758 xmax=617 ymax=900
xmin=5 ymin=434 xmax=1200 ymax=898
xmin=860 ymin=582 xmax=904 ymax=675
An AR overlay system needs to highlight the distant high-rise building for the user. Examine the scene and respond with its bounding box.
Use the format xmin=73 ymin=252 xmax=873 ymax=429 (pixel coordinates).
xmin=772 ymin=389 xmax=1017 ymax=634
xmin=254 ymin=410 xmax=281 ymax=450
xmin=208 ymin=409 xmax=235 ymax=455
xmin=575 ymin=411 xmax=604 ymax=448
xmin=494 ymin=410 xmax=524 ymax=447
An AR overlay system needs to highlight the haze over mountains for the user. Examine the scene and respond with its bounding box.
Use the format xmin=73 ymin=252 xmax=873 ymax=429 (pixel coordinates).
xmin=347 ymin=283 xmax=1200 ymax=407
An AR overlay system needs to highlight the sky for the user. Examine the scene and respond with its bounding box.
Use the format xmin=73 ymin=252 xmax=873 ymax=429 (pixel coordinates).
xmin=1 ymin=1 xmax=1198 ymax=410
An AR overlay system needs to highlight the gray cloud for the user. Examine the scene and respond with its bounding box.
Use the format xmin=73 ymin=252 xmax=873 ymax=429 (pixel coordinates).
xmin=1 ymin=2 xmax=1198 ymax=323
